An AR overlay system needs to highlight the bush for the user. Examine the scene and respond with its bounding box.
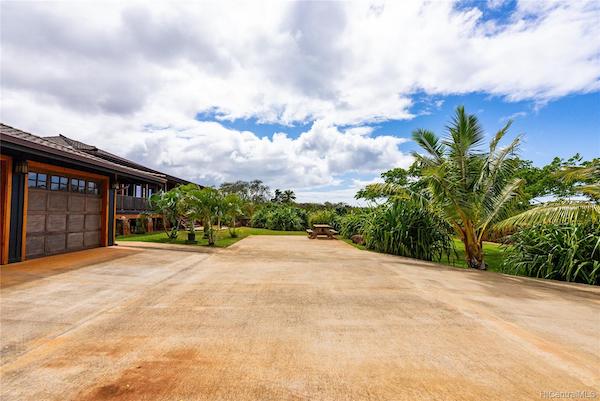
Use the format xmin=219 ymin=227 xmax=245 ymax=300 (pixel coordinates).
xmin=308 ymin=209 xmax=340 ymax=230
xmin=362 ymin=201 xmax=454 ymax=262
xmin=339 ymin=209 xmax=372 ymax=238
xmin=502 ymin=224 xmax=600 ymax=285
xmin=250 ymin=204 xmax=307 ymax=231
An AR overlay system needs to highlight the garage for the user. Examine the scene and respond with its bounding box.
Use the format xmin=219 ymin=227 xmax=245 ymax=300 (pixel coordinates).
xmin=25 ymin=171 xmax=104 ymax=259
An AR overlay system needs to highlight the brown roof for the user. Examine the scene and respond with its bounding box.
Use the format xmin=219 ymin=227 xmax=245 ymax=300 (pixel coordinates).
xmin=44 ymin=134 xmax=192 ymax=186
xmin=0 ymin=123 xmax=167 ymax=184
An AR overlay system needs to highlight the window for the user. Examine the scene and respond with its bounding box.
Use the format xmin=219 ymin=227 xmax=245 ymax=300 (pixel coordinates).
xmin=50 ymin=175 xmax=68 ymax=191
xmin=135 ymin=184 xmax=142 ymax=198
xmin=70 ymin=178 xmax=86 ymax=193
xmin=87 ymin=181 xmax=99 ymax=195
xmin=28 ymin=172 xmax=47 ymax=189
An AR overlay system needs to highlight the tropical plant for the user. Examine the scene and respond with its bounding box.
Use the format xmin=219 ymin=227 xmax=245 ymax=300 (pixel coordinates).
xmin=148 ymin=187 xmax=185 ymax=239
xmin=177 ymin=184 xmax=204 ymax=236
xmin=308 ymin=209 xmax=340 ymax=230
xmin=363 ymin=201 xmax=454 ymax=262
xmin=181 ymin=187 xmax=222 ymax=246
xmin=338 ymin=209 xmax=373 ymax=238
xmin=250 ymin=204 xmax=307 ymax=231
xmin=221 ymin=193 xmax=244 ymax=237
xmin=498 ymin=159 xmax=600 ymax=228
xmin=363 ymin=106 xmax=523 ymax=269
xmin=502 ymin=223 xmax=600 ymax=285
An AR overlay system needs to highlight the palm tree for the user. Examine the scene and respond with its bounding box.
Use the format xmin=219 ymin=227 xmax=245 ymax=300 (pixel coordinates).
xmin=497 ymin=160 xmax=600 ymax=228
xmin=221 ymin=193 xmax=244 ymax=237
xmin=370 ymin=106 xmax=523 ymax=269
xmin=281 ymin=189 xmax=296 ymax=203
xmin=184 ymin=187 xmax=222 ymax=246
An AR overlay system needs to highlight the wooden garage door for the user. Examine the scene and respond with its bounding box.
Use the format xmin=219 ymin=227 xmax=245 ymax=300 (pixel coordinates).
xmin=26 ymin=172 xmax=102 ymax=259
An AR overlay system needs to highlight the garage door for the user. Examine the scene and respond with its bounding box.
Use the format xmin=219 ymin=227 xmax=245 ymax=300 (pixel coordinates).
xmin=25 ymin=171 xmax=103 ymax=259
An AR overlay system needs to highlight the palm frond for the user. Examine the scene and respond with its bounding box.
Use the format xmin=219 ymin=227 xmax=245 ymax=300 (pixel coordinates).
xmin=479 ymin=178 xmax=523 ymax=239
xmin=412 ymin=129 xmax=444 ymax=162
xmin=496 ymin=201 xmax=600 ymax=229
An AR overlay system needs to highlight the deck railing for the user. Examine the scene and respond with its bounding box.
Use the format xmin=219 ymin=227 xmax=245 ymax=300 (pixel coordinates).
xmin=116 ymin=195 xmax=151 ymax=212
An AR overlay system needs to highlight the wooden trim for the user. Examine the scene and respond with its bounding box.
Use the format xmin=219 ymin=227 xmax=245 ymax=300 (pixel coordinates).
xmin=101 ymin=181 xmax=109 ymax=246
xmin=21 ymin=173 xmax=28 ymax=261
xmin=1 ymin=155 xmax=13 ymax=265
xmin=113 ymin=189 xmax=117 ymax=244
xmin=28 ymin=161 xmax=109 ymax=181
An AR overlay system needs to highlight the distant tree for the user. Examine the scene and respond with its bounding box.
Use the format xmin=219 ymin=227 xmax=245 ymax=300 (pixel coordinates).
xmin=271 ymin=189 xmax=283 ymax=203
xmin=498 ymin=158 xmax=600 ymax=228
xmin=219 ymin=179 xmax=271 ymax=203
xmin=281 ymin=190 xmax=296 ymax=203
xmin=513 ymin=154 xmax=592 ymax=203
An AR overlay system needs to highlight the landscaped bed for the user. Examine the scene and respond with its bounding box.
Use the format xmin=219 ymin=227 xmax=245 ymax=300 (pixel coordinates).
xmin=117 ymin=227 xmax=305 ymax=248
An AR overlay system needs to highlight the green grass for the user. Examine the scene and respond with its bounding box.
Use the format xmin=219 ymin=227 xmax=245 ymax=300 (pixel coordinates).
xmin=117 ymin=227 xmax=305 ymax=248
xmin=443 ymin=239 xmax=504 ymax=272
xmin=343 ymin=237 xmax=505 ymax=272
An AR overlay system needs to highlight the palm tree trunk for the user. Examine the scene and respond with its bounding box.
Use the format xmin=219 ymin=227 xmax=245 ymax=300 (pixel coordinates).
xmin=461 ymin=224 xmax=486 ymax=270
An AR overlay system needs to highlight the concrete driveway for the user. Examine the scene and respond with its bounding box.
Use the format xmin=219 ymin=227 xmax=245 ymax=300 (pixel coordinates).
xmin=1 ymin=236 xmax=599 ymax=400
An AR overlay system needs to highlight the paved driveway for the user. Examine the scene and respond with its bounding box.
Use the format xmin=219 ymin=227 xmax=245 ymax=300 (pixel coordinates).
xmin=1 ymin=236 xmax=599 ymax=400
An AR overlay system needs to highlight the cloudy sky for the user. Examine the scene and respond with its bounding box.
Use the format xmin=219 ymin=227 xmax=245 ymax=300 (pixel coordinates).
xmin=1 ymin=0 xmax=599 ymax=203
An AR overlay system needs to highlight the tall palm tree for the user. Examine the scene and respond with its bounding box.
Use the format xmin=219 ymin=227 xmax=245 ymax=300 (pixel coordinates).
xmin=497 ymin=160 xmax=600 ymax=228
xmin=281 ymin=189 xmax=296 ymax=203
xmin=370 ymin=107 xmax=523 ymax=269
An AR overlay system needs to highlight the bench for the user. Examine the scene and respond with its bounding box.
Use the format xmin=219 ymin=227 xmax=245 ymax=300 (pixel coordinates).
xmin=306 ymin=229 xmax=314 ymax=238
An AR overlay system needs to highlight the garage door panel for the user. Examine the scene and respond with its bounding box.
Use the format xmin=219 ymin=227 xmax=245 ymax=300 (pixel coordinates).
xmin=86 ymin=197 xmax=101 ymax=213
xmin=26 ymin=214 xmax=46 ymax=233
xmin=69 ymin=196 xmax=85 ymax=212
xmin=47 ymin=214 xmax=67 ymax=232
xmin=84 ymin=231 xmax=100 ymax=247
xmin=26 ymin=235 xmax=45 ymax=258
xmin=68 ymin=214 xmax=84 ymax=232
xmin=48 ymin=193 xmax=68 ymax=211
xmin=85 ymin=214 xmax=100 ymax=231
xmin=26 ymin=172 xmax=105 ymax=259
xmin=45 ymin=234 xmax=66 ymax=254
xmin=28 ymin=191 xmax=47 ymax=211
xmin=67 ymin=233 xmax=84 ymax=249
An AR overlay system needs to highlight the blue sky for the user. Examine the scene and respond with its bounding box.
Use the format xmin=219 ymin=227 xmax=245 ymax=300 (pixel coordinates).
xmin=2 ymin=1 xmax=599 ymax=203
xmin=204 ymin=92 xmax=599 ymax=167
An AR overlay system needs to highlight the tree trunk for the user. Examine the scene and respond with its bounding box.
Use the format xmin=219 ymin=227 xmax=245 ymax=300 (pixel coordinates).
xmin=462 ymin=226 xmax=486 ymax=270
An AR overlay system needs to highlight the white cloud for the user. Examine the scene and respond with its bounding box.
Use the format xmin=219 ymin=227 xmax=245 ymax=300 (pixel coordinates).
xmin=1 ymin=0 xmax=599 ymax=202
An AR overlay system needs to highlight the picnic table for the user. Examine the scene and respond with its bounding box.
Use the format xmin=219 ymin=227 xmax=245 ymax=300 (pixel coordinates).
xmin=306 ymin=224 xmax=338 ymax=239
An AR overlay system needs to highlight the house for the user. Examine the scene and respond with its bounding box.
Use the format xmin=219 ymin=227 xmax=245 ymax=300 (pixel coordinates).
xmin=0 ymin=123 xmax=194 ymax=264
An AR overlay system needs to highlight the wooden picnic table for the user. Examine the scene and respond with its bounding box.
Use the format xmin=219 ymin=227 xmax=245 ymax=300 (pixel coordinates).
xmin=307 ymin=224 xmax=338 ymax=239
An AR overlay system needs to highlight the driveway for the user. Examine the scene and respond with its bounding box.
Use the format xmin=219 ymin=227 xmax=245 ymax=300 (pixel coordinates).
xmin=1 ymin=236 xmax=599 ymax=400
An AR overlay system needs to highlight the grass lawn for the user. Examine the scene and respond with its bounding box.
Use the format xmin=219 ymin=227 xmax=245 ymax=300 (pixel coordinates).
xmin=343 ymin=237 xmax=505 ymax=272
xmin=117 ymin=227 xmax=305 ymax=248
xmin=444 ymin=239 xmax=504 ymax=272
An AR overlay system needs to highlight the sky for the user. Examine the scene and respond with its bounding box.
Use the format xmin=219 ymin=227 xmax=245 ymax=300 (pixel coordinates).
xmin=1 ymin=0 xmax=599 ymax=204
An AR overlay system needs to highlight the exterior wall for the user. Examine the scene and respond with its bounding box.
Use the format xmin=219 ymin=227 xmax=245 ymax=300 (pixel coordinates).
xmin=1 ymin=155 xmax=12 ymax=264
xmin=0 ymin=159 xmax=114 ymax=264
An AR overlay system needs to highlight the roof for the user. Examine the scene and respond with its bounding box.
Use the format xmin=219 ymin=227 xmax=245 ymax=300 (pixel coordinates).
xmin=45 ymin=134 xmax=190 ymax=185
xmin=0 ymin=124 xmax=167 ymax=184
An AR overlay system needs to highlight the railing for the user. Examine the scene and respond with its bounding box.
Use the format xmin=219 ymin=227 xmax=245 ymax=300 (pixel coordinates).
xmin=116 ymin=195 xmax=151 ymax=212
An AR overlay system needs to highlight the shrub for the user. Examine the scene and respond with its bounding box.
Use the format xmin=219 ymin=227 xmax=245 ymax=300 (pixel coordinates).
xmin=308 ymin=209 xmax=340 ymax=230
xmin=339 ymin=209 xmax=372 ymax=238
xmin=363 ymin=201 xmax=454 ymax=262
xmin=502 ymin=224 xmax=600 ymax=285
xmin=250 ymin=204 xmax=307 ymax=231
